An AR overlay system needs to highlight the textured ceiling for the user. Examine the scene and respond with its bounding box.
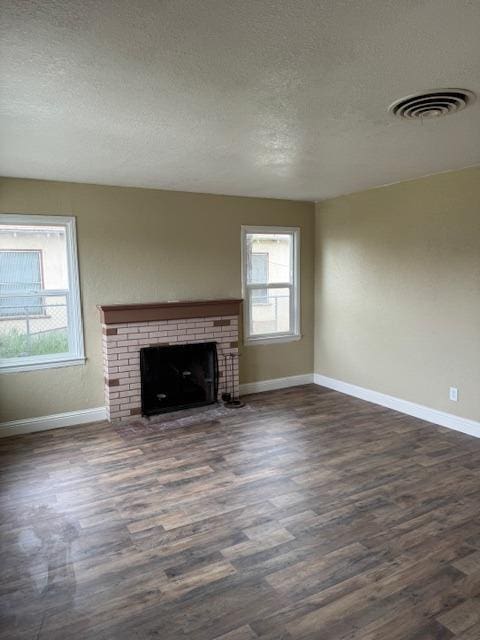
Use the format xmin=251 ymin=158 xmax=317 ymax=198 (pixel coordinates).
xmin=1 ymin=0 xmax=480 ymax=201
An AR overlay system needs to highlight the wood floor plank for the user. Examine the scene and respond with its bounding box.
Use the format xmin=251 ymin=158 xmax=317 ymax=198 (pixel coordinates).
xmin=212 ymin=625 xmax=258 ymax=640
xmin=452 ymin=550 xmax=480 ymax=576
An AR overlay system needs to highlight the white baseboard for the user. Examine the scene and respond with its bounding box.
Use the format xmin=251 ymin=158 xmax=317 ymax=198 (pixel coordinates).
xmin=240 ymin=373 xmax=314 ymax=395
xmin=314 ymin=373 xmax=480 ymax=439
xmin=0 ymin=407 xmax=107 ymax=438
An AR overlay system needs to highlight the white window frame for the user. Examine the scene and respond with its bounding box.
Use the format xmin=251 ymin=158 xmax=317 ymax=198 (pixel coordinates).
xmin=241 ymin=225 xmax=301 ymax=345
xmin=0 ymin=214 xmax=85 ymax=373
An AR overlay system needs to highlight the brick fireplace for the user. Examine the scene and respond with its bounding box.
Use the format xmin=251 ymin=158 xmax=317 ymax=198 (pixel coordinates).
xmin=98 ymin=299 xmax=242 ymax=421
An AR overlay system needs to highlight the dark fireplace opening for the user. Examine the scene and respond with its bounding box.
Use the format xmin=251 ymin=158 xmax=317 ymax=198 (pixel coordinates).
xmin=140 ymin=342 xmax=218 ymax=416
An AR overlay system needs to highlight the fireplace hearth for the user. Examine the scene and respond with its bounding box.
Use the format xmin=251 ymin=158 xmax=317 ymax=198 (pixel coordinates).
xmin=140 ymin=342 xmax=218 ymax=416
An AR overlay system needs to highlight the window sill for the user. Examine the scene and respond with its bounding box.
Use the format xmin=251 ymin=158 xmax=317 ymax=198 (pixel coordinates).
xmin=244 ymin=334 xmax=302 ymax=346
xmin=0 ymin=356 xmax=86 ymax=374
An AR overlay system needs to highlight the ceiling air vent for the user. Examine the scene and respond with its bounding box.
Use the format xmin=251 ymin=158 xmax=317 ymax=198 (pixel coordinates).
xmin=389 ymin=89 xmax=475 ymax=120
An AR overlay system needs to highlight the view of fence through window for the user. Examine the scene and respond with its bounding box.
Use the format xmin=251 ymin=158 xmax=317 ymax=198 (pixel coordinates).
xmin=0 ymin=224 xmax=69 ymax=359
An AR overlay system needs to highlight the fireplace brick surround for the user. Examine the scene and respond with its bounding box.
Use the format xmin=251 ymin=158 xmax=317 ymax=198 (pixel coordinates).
xmin=99 ymin=299 xmax=242 ymax=421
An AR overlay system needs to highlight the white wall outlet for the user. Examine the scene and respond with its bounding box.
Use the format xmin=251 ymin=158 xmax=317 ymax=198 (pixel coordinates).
xmin=449 ymin=387 xmax=458 ymax=402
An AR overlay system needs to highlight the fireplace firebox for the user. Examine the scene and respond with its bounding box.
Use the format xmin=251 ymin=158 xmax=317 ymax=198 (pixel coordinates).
xmin=140 ymin=342 xmax=218 ymax=416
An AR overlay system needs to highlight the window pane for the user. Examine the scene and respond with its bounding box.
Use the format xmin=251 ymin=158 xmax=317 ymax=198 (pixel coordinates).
xmin=0 ymin=294 xmax=68 ymax=358
xmin=247 ymin=233 xmax=292 ymax=284
xmin=249 ymin=288 xmax=290 ymax=336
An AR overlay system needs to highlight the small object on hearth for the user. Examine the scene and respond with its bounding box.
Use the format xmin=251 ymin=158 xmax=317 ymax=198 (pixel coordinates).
xmin=224 ymin=398 xmax=244 ymax=408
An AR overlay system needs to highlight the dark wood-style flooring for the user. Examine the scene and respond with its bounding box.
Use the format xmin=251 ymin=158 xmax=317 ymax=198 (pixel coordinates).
xmin=1 ymin=384 xmax=480 ymax=640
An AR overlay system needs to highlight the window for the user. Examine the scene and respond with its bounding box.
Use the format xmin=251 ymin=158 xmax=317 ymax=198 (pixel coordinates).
xmin=242 ymin=226 xmax=300 ymax=343
xmin=0 ymin=214 xmax=85 ymax=372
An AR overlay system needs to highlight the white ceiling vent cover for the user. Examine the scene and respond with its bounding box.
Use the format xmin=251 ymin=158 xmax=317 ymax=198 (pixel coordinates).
xmin=389 ymin=89 xmax=475 ymax=120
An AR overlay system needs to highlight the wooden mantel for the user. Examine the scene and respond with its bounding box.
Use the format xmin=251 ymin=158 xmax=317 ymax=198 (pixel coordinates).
xmin=98 ymin=298 xmax=243 ymax=325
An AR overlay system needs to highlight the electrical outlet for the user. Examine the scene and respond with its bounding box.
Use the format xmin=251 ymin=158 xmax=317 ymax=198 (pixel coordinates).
xmin=449 ymin=387 xmax=458 ymax=402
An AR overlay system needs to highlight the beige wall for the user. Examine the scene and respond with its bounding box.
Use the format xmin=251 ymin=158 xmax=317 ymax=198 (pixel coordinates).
xmin=0 ymin=178 xmax=314 ymax=422
xmin=315 ymin=167 xmax=480 ymax=422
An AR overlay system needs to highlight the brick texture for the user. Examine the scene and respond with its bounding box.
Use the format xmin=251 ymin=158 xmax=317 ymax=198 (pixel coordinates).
xmin=101 ymin=314 xmax=239 ymax=421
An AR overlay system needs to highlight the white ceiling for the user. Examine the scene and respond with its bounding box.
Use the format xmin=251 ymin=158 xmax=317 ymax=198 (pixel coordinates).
xmin=1 ymin=0 xmax=480 ymax=201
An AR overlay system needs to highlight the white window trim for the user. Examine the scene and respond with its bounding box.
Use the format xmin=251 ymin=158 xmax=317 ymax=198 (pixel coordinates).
xmin=241 ymin=225 xmax=301 ymax=345
xmin=0 ymin=214 xmax=85 ymax=373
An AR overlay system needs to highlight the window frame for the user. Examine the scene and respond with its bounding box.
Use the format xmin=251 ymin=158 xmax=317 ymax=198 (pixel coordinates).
xmin=0 ymin=214 xmax=85 ymax=373
xmin=241 ymin=225 xmax=301 ymax=345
